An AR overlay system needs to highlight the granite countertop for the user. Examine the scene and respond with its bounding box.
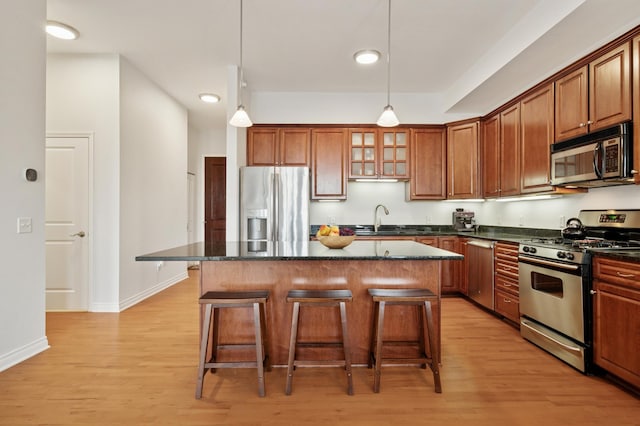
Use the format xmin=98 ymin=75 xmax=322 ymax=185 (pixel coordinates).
xmin=588 ymin=248 xmax=640 ymax=262
xmin=136 ymin=240 xmax=465 ymax=262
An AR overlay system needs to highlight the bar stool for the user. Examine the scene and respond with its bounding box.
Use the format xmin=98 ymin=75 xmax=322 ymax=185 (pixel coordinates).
xmin=367 ymin=288 xmax=441 ymax=393
xmin=285 ymin=289 xmax=354 ymax=395
xmin=195 ymin=290 xmax=270 ymax=399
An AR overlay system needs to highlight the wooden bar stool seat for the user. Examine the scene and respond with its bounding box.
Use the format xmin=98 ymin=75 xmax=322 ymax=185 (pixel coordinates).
xmin=367 ymin=288 xmax=441 ymax=393
xmin=285 ymin=289 xmax=354 ymax=395
xmin=195 ymin=290 xmax=270 ymax=399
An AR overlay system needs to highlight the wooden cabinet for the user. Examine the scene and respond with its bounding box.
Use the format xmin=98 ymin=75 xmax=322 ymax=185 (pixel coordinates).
xmin=499 ymin=104 xmax=520 ymax=197
xmin=310 ymin=129 xmax=348 ymax=200
xmin=493 ymin=242 xmax=519 ymax=324
xmin=520 ymin=83 xmax=555 ymax=193
xmin=349 ymin=128 xmax=409 ymax=180
xmin=447 ymin=120 xmax=481 ymax=199
xmin=482 ymin=114 xmax=500 ymax=198
xmin=632 ymin=35 xmax=640 ymax=184
xmin=408 ymin=128 xmax=446 ymax=200
xmin=247 ymin=127 xmax=311 ymax=166
xmin=416 ymin=236 xmax=465 ymax=294
xmin=592 ymin=256 xmax=640 ymax=389
xmin=555 ymin=42 xmax=631 ymax=142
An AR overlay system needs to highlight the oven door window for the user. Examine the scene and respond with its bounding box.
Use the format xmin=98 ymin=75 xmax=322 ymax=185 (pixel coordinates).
xmin=531 ymin=271 xmax=563 ymax=297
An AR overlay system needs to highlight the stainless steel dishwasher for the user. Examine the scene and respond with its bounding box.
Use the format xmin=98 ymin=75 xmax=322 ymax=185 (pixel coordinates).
xmin=466 ymin=239 xmax=495 ymax=310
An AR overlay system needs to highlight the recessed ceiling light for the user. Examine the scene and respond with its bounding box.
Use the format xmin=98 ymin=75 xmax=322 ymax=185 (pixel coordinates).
xmin=353 ymin=50 xmax=380 ymax=65
xmin=46 ymin=20 xmax=79 ymax=40
xmin=199 ymin=93 xmax=221 ymax=103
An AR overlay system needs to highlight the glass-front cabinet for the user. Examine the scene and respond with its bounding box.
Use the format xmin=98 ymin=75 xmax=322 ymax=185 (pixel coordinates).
xmin=349 ymin=128 xmax=409 ymax=180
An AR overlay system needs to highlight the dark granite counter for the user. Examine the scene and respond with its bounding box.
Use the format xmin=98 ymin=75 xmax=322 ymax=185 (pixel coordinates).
xmin=136 ymin=240 xmax=464 ymax=262
xmin=589 ymin=248 xmax=640 ymax=262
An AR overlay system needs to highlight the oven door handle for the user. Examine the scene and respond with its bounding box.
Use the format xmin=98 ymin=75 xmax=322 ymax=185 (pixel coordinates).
xmin=521 ymin=320 xmax=582 ymax=353
xmin=518 ymin=255 xmax=580 ymax=272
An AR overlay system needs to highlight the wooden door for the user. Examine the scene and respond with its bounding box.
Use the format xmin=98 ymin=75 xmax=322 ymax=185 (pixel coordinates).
xmin=447 ymin=121 xmax=480 ymax=199
xmin=589 ymin=42 xmax=631 ymax=131
xmin=45 ymin=136 xmax=89 ymax=311
xmin=279 ymin=128 xmax=310 ymax=166
xmin=482 ymin=114 xmax=500 ymax=198
xmin=520 ymin=83 xmax=554 ymax=193
xmin=311 ymin=128 xmax=347 ymax=200
xmin=409 ymin=128 xmax=446 ymax=200
xmin=247 ymin=128 xmax=277 ymax=166
xmin=499 ymin=103 xmax=520 ymax=197
xmin=204 ymin=157 xmax=226 ymax=243
xmin=438 ymin=237 xmax=459 ymax=294
xmin=555 ymin=66 xmax=588 ymax=141
xmin=349 ymin=128 xmax=377 ymax=179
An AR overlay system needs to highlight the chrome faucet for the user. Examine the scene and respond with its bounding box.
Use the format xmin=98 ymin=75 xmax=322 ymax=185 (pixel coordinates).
xmin=374 ymin=204 xmax=389 ymax=232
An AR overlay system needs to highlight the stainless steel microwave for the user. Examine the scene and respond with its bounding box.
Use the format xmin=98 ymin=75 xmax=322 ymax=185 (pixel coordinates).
xmin=550 ymin=122 xmax=634 ymax=187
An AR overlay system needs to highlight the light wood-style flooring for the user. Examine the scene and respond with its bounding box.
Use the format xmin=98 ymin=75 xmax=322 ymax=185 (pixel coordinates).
xmin=1 ymin=270 xmax=638 ymax=425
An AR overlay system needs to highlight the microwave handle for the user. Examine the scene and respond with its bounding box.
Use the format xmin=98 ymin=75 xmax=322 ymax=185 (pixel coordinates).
xmin=593 ymin=142 xmax=603 ymax=179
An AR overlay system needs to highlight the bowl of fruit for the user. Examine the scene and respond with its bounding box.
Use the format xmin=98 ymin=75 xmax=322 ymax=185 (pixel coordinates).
xmin=316 ymin=225 xmax=356 ymax=249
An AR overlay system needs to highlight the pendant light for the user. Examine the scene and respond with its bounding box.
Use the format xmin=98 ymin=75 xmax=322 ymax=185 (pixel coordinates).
xmin=229 ymin=0 xmax=253 ymax=127
xmin=377 ymin=0 xmax=399 ymax=127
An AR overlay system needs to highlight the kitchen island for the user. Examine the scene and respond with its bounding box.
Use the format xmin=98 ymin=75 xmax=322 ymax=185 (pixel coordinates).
xmin=137 ymin=240 xmax=463 ymax=365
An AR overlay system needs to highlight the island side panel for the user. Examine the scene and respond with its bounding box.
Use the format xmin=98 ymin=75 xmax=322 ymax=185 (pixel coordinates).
xmin=199 ymin=259 xmax=442 ymax=365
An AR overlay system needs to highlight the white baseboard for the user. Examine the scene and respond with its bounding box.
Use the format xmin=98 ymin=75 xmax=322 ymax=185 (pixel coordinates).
xmin=0 ymin=336 xmax=50 ymax=372
xmin=118 ymin=271 xmax=189 ymax=312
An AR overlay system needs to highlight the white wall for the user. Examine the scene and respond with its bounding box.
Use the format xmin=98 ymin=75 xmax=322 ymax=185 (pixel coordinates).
xmin=119 ymin=58 xmax=189 ymax=309
xmin=46 ymin=53 xmax=121 ymax=310
xmin=310 ymin=181 xmax=640 ymax=230
xmin=0 ymin=0 xmax=49 ymax=371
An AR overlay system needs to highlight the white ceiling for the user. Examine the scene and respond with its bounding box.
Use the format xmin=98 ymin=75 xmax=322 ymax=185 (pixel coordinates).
xmin=46 ymin=0 xmax=640 ymax=133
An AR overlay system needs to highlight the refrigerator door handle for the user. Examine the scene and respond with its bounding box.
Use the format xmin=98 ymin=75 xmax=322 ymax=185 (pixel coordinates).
xmin=273 ymin=170 xmax=279 ymax=241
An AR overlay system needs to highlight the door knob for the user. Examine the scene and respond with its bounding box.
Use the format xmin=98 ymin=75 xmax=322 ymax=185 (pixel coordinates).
xmin=70 ymin=231 xmax=86 ymax=238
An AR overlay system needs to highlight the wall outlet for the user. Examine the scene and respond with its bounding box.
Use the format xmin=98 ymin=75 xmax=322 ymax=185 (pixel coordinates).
xmin=425 ymin=215 xmax=432 ymax=224
xmin=329 ymin=216 xmax=336 ymax=225
xmin=519 ymin=216 xmax=524 ymax=226
xmin=559 ymin=215 xmax=566 ymax=228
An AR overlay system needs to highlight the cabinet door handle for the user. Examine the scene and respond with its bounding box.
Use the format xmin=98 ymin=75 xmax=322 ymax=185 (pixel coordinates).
xmin=503 ymin=283 xmax=512 ymax=287
xmin=503 ymin=298 xmax=511 ymax=303
xmin=616 ymin=272 xmax=636 ymax=278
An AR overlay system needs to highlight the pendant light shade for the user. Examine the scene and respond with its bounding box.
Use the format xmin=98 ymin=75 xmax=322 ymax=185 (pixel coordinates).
xmin=377 ymin=0 xmax=399 ymax=127
xmin=230 ymin=0 xmax=253 ymax=128
xmin=229 ymin=105 xmax=253 ymax=127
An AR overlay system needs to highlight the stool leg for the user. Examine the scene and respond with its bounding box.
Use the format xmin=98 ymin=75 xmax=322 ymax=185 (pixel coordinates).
xmin=339 ymin=301 xmax=354 ymax=395
xmin=417 ymin=304 xmax=427 ymax=369
xmin=252 ymin=302 xmax=266 ymax=397
xmin=373 ymin=300 xmax=386 ymax=393
xmin=368 ymin=300 xmax=379 ymax=369
xmin=195 ymin=304 xmax=213 ymax=399
xmin=259 ymin=302 xmax=271 ymax=372
xmin=423 ymin=300 xmax=442 ymax=393
xmin=210 ymin=307 xmax=220 ymax=373
xmin=285 ymin=301 xmax=300 ymax=396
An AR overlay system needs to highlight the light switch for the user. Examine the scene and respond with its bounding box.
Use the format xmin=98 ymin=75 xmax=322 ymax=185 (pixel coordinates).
xmin=17 ymin=217 xmax=32 ymax=234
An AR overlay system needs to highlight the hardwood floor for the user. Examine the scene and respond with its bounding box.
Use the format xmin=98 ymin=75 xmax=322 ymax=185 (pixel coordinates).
xmin=1 ymin=270 xmax=638 ymax=425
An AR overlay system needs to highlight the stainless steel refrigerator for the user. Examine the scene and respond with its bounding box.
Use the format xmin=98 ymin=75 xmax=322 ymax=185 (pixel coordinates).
xmin=240 ymin=166 xmax=310 ymax=245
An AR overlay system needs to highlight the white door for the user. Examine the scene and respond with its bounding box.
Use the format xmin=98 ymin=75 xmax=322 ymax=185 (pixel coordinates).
xmin=45 ymin=136 xmax=89 ymax=311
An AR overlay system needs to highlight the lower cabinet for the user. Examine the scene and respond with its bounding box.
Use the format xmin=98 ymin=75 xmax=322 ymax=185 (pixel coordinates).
xmin=592 ymin=256 xmax=640 ymax=389
xmin=493 ymin=242 xmax=520 ymax=324
xmin=416 ymin=236 xmax=465 ymax=294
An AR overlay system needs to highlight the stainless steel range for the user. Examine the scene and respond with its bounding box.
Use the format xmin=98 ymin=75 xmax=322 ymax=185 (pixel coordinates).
xmin=518 ymin=209 xmax=640 ymax=373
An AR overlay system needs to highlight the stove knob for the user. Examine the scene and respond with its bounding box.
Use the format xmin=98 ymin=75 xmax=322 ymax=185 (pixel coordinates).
xmin=557 ymin=252 xmax=566 ymax=259
xmin=530 ymin=247 xmax=537 ymax=254
xmin=566 ymin=252 xmax=575 ymax=261
xmin=523 ymin=246 xmax=530 ymax=253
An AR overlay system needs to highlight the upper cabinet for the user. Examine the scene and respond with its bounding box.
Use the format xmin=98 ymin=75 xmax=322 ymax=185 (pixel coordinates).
xmin=349 ymin=128 xmax=409 ymax=180
xmin=408 ymin=128 xmax=446 ymax=200
xmin=447 ymin=120 xmax=481 ymax=199
xmin=499 ymin=104 xmax=521 ymax=197
xmin=311 ymin=128 xmax=348 ymax=200
xmin=555 ymin=42 xmax=631 ymax=142
xmin=247 ymin=127 xmax=311 ymax=166
xmin=482 ymin=114 xmax=500 ymax=198
xmin=520 ymin=83 xmax=555 ymax=193
xmin=632 ymin=35 xmax=640 ymax=184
